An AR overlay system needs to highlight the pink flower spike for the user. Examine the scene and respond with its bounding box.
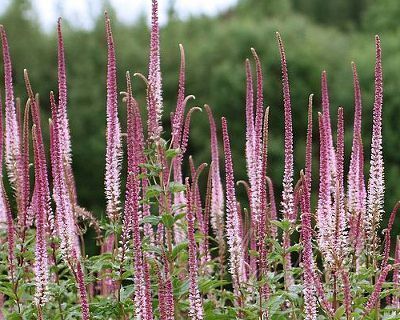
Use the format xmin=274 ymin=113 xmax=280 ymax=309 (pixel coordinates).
xmin=171 ymin=44 xmax=186 ymax=148
xmin=124 ymin=79 xmax=153 ymax=319
xmin=300 ymin=186 xmax=317 ymax=320
xmin=277 ymin=32 xmax=295 ymax=288
xmin=392 ymin=237 xmax=400 ymax=308
xmin=0 ymin=93 xmax=6 ymax=226
xmin=204 ymin=105 xmax=225 ymax=252
xmin=20 ymin=101 xmax=31 ymax=232
xmin=24 ymin=70 xmax=54 ymax=234
xmin=348 ymin=63 xmax=364 ymax=226
xmin=1 ymin=183 xmax=16 ymax=283
xmin=366 ymin=35 xmax=385 ymax=240
xmin=147 ymin=0 xmax=163 ymax=139
xmin=186 ymin=178 xmax=204 ymax=320
xmin=221 ymin=117 xmax=247 ymax=296
xmin=266 ymin=177 xmax=278 ymax=239
xmin=32 ymin=125 xmax=50 ymax=306
xmin=333 ymin=107 xmax=347 ymax=258
xmin=244 ymin=59 xmax=256 ymax=187
xmin=304 ymin=94 xmax=313 ymax=213
xmin=317 ymin=112 xmax=333 ymax=263
xmin=363 ymin=264 xmax=392 ymax=316
xmin=49 ymin=92 xmax=78 ymax=257
xmin=104 ymin=14 xmax=121 ymax=222
xmin=248 ymin=48 xmax=264 ymax=233
xmin=57 ymin=18 xmax=72 ymax=163
xmin=340 ymin=269 xmax=352 ymax=319
xmin=250 ymin=48 xmax=264 ymax=164
xmin=381 ymin=201 xmax=400 ymax=269
xmin=276 ymin=33 xmax=295 ymax=223
xmin=321 ymin=71 xmax=336 ymax=175
xmin=0 ymin=26 xmax=25 ymax=227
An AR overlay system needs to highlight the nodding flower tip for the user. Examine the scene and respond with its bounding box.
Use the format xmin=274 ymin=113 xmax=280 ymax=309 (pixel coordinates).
xmin=133 ymin=72 xmax=149 ymax=86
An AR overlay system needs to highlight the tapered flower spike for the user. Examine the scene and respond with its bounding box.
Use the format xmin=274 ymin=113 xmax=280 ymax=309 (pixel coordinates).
xmin=221 ymin=117 xmax=247 ymax=295
xmin=393 ymin=237 xmax=400 ymax=308
xmin=336 ymin=108 xmax=344 ymax=191
xmin=186 ymin=178 xmax=204 ymax=320
xmin=24 ymin=69 xmax=54 ymax=234
xmin=189 ymin=159 xmax=210 ymax=269
xmin=0 ymin=94 xmax=6 ymax=226
xmin=340 ymin=269 xmax=352 ymax=320
xmin=124 ymin=76 xmax=153 ymax=319
xmin=266 ymin=176 xmax=278 ymax=238
xmin=249 ymin=48 xmax=264 ymax=235
xmin=1 ymin=184 xmax=17 ymax=284
xmin=172 ymin=44 xmax=186 ymax=147
xmin=334 ymin=107 xmax=347 ymax=258
xmin=321 ymin=71 xmax=337 ymax=175
xmin=49 ymin=92 xmax=78 ymax=257
xmin=21 ymin=100 xmax=31 ymax=231
xmin=363 ymin=264 xmax=392 ymax=316
xmin=304 ymin=94 xmax=313 ymax=212
xmin=32 ymin=125 xmax=50 ymax=307
xmin=317 ymin=112 xmax=333 ymax=263
xmin=57 ymin=18 xmax=72 ymax=163
xmin=124 ymin=74 xmax=154 ymax=244
xmin=300 ymin=177 xmax=317 ymax=320
xmin=245 ymin=58 xmax=256 ymax=194
xmin=366 ymin=35 xmax=385 ymax=243
xmin=258 ymin=107 xmax=271 ymax=303
xmin=250 ymin=48 xmax=264 ymax=165
xmin=352 ymin=139 xmax=367 ymax=268
xmin=0 ymin=26 xmax=26 ymax=228
xmin=73 ymin=252 xmax=90 ymax=320
xmin=147 ymin=0 xmax=163 ymax=139
xmin=119 ymin=73 xmax=135 ymax=264
xmin=245 ymin=58 xmax=255 ymax=150
xmin=348 ymin=63 xmax=364 ymax=227
xmin=104 ymin=14 xmax=121 ymax=222
xmin=277 ymin=32 xmax=295 ymax=289
xmin=276 ymin=33 xmax=295 ymax=221
xmin=381 ymin=201 xmax=400 ymax=269
xmin=204 ymin=105 xmax=225 ymax=254
xmin=173 ymin=105 xmax=200 ymax=243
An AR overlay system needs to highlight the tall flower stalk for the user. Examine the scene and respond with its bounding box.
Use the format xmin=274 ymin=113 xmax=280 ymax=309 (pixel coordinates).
xmin=222 ymin=117 xmax=247 ymax=301
xmin=147 ymin=0 xmax=163 ymax=139
xmin=186 ymin=178 xmax=204 ymax=320
xmin=366 ymin=35 xmax=384 ymax=256
xmin=0 ymin=26 xmax=26 ymax=233
xmin=277 ymin=32 xmax=295 ymax=288
xmin=104 ymin=14 xmax=121 ymax=223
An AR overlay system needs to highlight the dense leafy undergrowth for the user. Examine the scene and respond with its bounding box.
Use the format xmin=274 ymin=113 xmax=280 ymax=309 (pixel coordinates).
xmin=0 ymin=1 xmax=399 ymax=319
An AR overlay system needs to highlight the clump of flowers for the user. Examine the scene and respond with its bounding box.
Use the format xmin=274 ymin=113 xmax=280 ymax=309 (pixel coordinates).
xmin=0 ymin=2 xmax=399 ymax=319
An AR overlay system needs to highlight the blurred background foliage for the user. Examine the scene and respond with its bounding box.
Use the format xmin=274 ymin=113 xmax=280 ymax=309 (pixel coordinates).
xmin=1 ymin=0 xmax=399 ymax=238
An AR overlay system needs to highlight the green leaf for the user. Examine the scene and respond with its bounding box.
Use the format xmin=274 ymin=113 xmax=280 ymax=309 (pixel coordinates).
xmin=168 ymin=181 xmax=186 ymax=193
xmin=146 ymin=184 xmax=162 ymax=199
xmin=171 ymin=241 xmax=188 ymax=260
xmin=161 ymin=213 xmax=175 ymax=229
xmin=141 ymin=215 xmax=161 ymax=225
xmin=165 ymin=148 xmax=181 ymax=159
xmin=334 ymin=306 xmax=345 ymax=319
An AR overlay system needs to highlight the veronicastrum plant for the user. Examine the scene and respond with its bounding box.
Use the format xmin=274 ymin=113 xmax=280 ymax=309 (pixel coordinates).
xmin=0 ymin=1 xmax=399 ymax=319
